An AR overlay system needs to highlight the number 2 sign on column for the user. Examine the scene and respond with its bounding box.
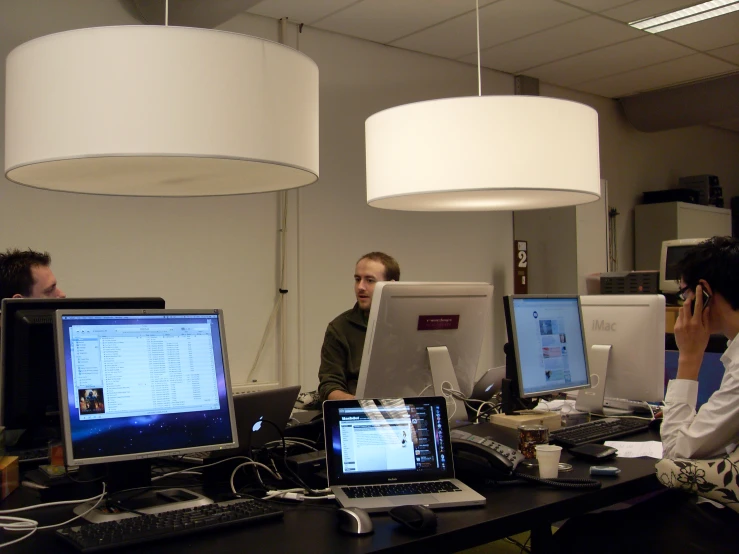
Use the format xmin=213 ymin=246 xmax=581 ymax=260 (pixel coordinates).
xmin=514 ymin=240 xmax=528 ymax=294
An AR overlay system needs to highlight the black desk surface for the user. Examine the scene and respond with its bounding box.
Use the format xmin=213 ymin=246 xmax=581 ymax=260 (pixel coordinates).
xmin=1 ymin=429 xmax=663 ymax=554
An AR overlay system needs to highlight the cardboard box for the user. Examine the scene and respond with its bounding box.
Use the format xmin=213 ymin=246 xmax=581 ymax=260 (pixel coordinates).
xmin=0 ymin=457 xmax=19 ymax=500
xmin=489 ymin=411 xmax=562 ymax=431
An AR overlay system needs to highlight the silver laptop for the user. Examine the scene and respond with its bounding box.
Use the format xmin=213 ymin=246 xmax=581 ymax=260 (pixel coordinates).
xmin=180 ymin=385 xmax=301 ymax=463
xmin=323 ymin=396 xmax=486 ymax=512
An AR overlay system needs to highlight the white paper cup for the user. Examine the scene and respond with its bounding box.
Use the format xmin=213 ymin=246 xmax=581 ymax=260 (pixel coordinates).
xmin=535 ymin=444 xmax=562 ymax=479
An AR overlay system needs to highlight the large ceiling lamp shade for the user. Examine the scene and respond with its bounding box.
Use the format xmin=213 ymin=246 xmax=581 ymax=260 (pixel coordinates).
xmin=365 ymin=95 xmax=600 ymax=211
xmin=5 ymin=26 xmax=319 ymax=196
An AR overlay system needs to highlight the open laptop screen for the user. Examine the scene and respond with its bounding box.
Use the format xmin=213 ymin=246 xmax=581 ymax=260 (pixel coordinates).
xmin=323 ymin=397 xmax=454 ymax=486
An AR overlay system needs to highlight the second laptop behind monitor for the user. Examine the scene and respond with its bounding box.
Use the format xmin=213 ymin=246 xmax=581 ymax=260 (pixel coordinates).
xmin=180 ymin=385 xmax=301 ymax=464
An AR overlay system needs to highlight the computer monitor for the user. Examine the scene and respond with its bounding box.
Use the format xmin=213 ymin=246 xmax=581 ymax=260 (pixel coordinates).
xmin=55 ymin=309 xmax=238 ymax=501
xmin=354 ymin=282 xmax=493 ymax=425
xmin=580 ymin=294 xmax=665 ymax=414
xmin=502 ymin=295 xmax=591 ymax=413
xmin=0 ymin=297 xmax=165 ymax=450
xmin=660 ymin=238 xmax=707 ymax=294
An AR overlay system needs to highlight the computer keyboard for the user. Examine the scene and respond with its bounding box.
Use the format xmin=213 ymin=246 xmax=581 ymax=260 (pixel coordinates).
xmin=342 ymin=481 xmax=461 ymax=498
xmin=549 ymin=417 xmax=651 ymax=447
xmin=10 ymin=446 xmax=49 ymax=464
xmin=55 ymin=498 xmax=283 ymax=553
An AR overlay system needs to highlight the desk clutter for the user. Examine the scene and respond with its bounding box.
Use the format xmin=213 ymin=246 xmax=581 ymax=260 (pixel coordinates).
xmin=0 ymin=392 xmax=666 ymax=553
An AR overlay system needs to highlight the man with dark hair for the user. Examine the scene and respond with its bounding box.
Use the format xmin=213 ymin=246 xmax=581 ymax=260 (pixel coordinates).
xmin=0 ymin=248 xmax=66 ymax=301
xmin=662 ymin=235 xmax=739 ymax=458
xmin=317 ymin=252 xmax=400 ymax=402
xmin=551 ymin=236 xmax=739 ymax=554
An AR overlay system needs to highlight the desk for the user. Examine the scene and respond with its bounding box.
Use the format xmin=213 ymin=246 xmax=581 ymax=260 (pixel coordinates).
xmin=1 ymin=430 xmax=662 ymax=554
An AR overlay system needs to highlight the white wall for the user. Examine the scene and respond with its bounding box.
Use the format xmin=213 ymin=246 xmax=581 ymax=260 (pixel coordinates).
xmin=541 ymin=84 xmax=739 ymax=273
xmin=2 ymin=4 xmax=738 ymax=394
xmin=0 ymin=5 xmax=514 ymax=394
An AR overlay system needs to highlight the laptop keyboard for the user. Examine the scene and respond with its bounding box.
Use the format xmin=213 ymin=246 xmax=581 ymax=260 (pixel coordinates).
xmin=342 ymin=481 xmax=461 ymax=498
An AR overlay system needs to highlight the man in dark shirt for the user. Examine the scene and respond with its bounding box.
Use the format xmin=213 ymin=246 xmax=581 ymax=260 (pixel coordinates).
xmin=0 ymin=248 xmax=66 ymax=301
xmin=317 ymin=252 xmax=400 ymax=402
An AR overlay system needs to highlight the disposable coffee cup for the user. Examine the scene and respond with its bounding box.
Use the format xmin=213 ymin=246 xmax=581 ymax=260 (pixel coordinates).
xmin=535 ymin=444 xmax=562 ymax=479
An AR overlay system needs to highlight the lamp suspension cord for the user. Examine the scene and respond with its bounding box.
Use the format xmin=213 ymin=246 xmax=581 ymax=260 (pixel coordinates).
xmin=475 ymin=0 xmax=481 ymax=97
xmin=165 ymin=0 xmax=169 ymax=26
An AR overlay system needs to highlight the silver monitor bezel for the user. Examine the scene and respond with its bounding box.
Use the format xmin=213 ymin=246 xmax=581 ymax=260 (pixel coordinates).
xmin=54 ymin=308 xmax=239 ymax=466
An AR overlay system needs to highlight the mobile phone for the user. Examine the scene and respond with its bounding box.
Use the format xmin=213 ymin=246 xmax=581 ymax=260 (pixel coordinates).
xmin=589 ymin=466 xmax=621 ymax=476
xmin=690 ymin=289 xmax=711 ymax=312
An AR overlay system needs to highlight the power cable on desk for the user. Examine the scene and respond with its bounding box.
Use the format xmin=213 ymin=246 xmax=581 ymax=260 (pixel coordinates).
xmin=0 ymin=482 xmax=107 ymax=549
xmin=263 ymin=438 xmax=319 ymax=452
xmin=511 ymin=472 xmax=601 ymax=490
xmin=243 ymin=493 xmax=339 ymax=513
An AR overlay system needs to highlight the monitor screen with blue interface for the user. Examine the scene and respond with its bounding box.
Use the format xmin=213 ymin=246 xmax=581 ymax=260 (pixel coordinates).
xmin=56 ymin=310 xmax=238 ymax=466
xmin=506 ymin=296 xmax=590 ymax=397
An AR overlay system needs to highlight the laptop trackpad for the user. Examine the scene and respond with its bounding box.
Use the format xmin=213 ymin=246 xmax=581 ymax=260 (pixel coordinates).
xmin=391 ymin=495 xmax=438 ymax=506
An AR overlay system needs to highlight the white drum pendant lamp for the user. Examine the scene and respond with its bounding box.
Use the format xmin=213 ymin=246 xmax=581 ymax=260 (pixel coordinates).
xmin=5 ymin=26 xmax=319 ymax=196
xmin=364 ymin=0 xmax=600 ymax=212
xmin=365 ymin=95 xmax=600 ymax=211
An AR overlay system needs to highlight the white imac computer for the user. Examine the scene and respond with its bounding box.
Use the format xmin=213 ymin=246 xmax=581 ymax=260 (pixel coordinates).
xmin=502 ymin=295 xmax=592 ymax=413
xmin=354 ymin=282 xmax=493 ymax=425
xmin=660 ymin=238 xmax=707 ymax=294
xmin=579 ymin=295 xmax=665 ymax=414
xmin=55 ymin=308 xmax=239 ymax=520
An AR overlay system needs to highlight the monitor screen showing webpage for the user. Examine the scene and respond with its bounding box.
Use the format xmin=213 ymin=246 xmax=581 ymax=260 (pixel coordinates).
xmin=56 ymin=309 xmax=238 ymax=466
xmin=506 ymin=296 xmax=590 ymax=397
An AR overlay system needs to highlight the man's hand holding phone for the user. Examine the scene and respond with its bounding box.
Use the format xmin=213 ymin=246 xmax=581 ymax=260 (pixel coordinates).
xmin=690 ymin=288 xmax=711 ymax=313
xmin=674 ymin=283 xmax=711 ymax=381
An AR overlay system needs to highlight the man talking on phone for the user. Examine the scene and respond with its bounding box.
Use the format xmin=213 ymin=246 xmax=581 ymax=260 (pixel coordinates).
xmin=551 ymin=236 xmax=739 ymax=554
xmin=661 ymin=235 xmax=739 ymax=459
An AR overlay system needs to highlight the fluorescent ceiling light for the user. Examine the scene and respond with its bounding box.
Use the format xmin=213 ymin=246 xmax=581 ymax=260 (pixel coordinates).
xmin=629 ymin=0 xmax=739 ymax=34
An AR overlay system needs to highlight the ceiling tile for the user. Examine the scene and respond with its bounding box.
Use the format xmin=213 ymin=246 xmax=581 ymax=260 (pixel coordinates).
xmin=524 ymin=35 xmax=694 ymax=86
xmin=710 ymin=43 xmax=739 ymax=64
xmin=391 ymin=0 xmax=587 ymax=60
xmin=659 ymin=12 xmax=739 ymax=51
xmin=463 ymin=15 xmax=644 ymax=73
xmin=313 ymin=0 xmax=495 ymax=44
xmin=604 ymin=0 xmax=710 ymax=23
xmin=247 ymin=0 xmax=358 ymax=25
xmin=575 ymin=54 xmax=737 ymax=97
xmin=557 ymin=0 xmax=633 ymax=12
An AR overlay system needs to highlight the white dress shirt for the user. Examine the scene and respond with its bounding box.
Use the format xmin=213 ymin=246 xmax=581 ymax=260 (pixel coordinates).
xmin=662 ymin=333 xmax=739 ymax=459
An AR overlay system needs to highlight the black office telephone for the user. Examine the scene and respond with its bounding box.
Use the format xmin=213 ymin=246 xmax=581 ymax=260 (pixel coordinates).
xmin=450 ymin=429 xmax=602 ymax=490
xmin=450 ymin=429 xmax=525 ymax=479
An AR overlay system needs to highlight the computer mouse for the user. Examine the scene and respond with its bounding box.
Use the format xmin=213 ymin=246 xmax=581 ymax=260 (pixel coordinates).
xmin=388 ymin=504 xmax=437 ymax=532
xmin=337 ymin=507 xmax=374 ymax=535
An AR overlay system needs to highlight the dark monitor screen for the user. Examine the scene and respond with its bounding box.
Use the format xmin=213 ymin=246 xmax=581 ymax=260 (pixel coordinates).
xmin=664 ymin=245 xmax=696 ymax=281
xmin=0 ymin=297 xmax=165 ymax=448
